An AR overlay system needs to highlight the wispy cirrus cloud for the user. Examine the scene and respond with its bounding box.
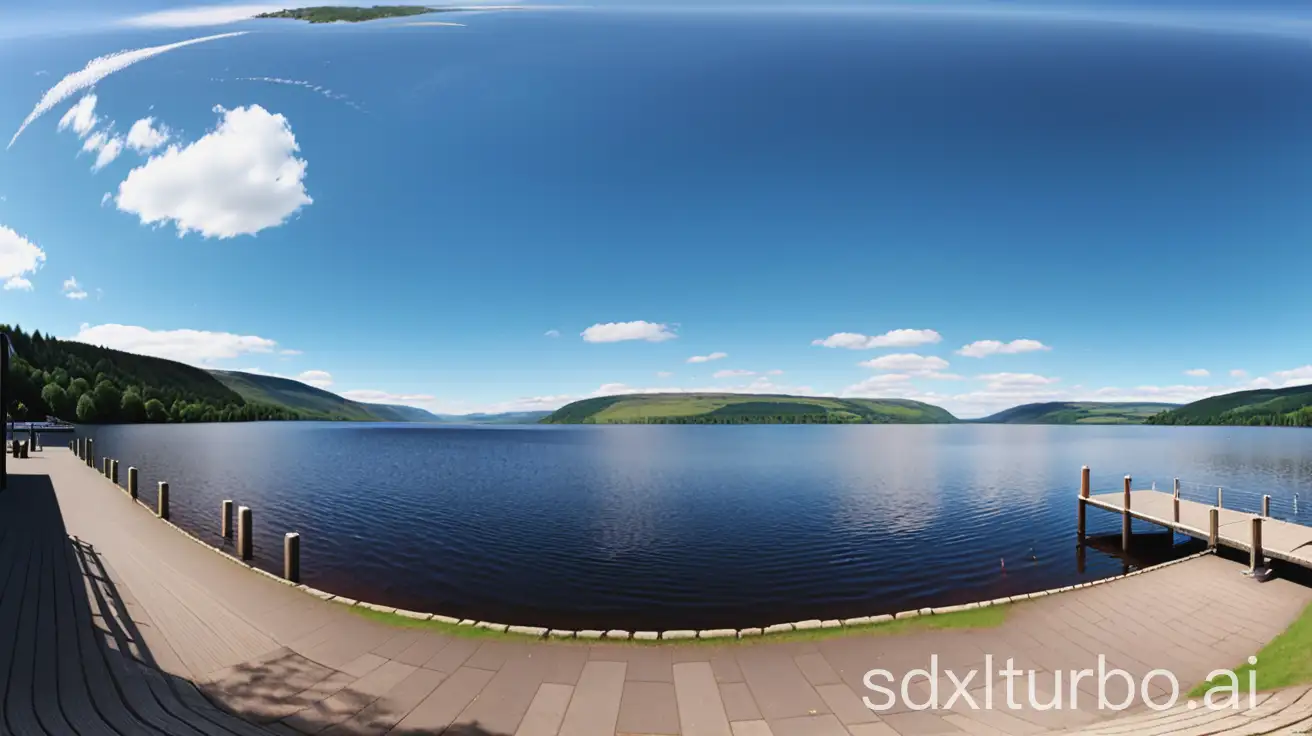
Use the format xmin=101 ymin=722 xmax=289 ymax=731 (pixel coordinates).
xmin=687 ymin=352 xmax=727 ymax=363
xmin=8 ymin=31 xmax=247 ymax=149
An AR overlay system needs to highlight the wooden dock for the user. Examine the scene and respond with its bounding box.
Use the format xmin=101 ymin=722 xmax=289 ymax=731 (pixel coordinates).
xmin=5 ymin=449 xmax=1312 ymax=735
xmin=1079 ymin=467 xmax=1312 ymax=569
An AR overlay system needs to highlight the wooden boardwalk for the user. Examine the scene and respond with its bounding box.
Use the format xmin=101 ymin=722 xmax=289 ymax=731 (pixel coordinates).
xmin=4 ymin=448 xmax=1312 ymax=735
xmin=1085 ymin=490 xmax=1312 ymax=567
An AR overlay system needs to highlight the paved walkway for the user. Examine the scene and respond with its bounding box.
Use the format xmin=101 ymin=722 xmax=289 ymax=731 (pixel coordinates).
xmin=4 ymin=447 xmax=1312 ymax=736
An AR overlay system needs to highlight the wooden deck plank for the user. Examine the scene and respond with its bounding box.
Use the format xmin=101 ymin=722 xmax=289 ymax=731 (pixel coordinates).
xmin=51 ymin=534 xmax=122 ymax=736
xmin=1087 ymin=491 xmax=1312 ymax=564
xmin=6 ymin=540 xmax=47 ymax=735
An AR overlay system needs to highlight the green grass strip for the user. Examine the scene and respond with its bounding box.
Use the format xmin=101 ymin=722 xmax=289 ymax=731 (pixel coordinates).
xmin=1189 ymin=600 xmax=1312 ymax=697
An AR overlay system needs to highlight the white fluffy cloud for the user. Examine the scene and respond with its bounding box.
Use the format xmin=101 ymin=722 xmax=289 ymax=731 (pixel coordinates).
xmin=1230 ymin=369 xmax=1248 ymax=378
xmin=58 ymin=94 xmax=99 ymax=137
xmin=121 ymin=4 xmax=285 ymax=28
xmin=296 ymin=370 xmax=334 ymax=388
xmin=544 ymin=329 xmax=561 ymax=338
xmin=68 ymin=323 xmax=284 ymax=365
xmin=713 ymin=369 xmax=755 ymax=378
xmin=62 ymin=276 xmax=88 ymax=300
xmin=339 ymin=389 xmax=439 ymax=406
xmin=92 ymin=135 xmax=124 ymax=171
xmin=0 ymin=226 xmax=45 ymax=291
xmin=859 ymin=353 xmax=949 ymax=373
xmin=687 ymin=352 xmax=727 ymax=363
xmin=581 ymin=320 xmax=677 ymax=343
xmin=957 ymin=338 xmax=1051 ymax=358
xmin=116 ymin=104 xmax=312 ymax=238
xmin=9 ymin=32 xmax=246 ymax=149
xmin=812 ymin=329 xmax=941 ymax=350
xmin=126 ymin=117 xmax=170 ymax=153
xmin=1184 ymin=368 xmax=1210 ymax=377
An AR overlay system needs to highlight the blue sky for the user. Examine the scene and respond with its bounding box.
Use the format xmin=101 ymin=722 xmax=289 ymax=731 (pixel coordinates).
xmin=2 ymin=0 xmax=1312 ymax=417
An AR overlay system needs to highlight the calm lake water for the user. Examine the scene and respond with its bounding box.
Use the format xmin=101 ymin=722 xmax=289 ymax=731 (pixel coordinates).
xmin=64 ymin=423 xmax=1312 ymax=629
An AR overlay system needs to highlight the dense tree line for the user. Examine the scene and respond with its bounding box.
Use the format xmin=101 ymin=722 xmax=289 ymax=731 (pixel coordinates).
xmin=3 ymin=324 xmax=310 ymax=424
xmin=1146 ymin=408 xmax=1312 ymax=428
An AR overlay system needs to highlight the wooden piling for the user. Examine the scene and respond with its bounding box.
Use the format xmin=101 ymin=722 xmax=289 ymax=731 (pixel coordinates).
xmin=1251 ymin=516 xmax=1264 ymax=571
xmin=1078 ymin=465 xmax=1090 ymax=540
xmin=1263 ymin=495 xmax=1271 ymax=518
xmin=1209 ymin=507 xmax=1219 ymax=549
xmin=87 ymin=439 xmax=93 ymax=468
xmin=1173 ymin=478 xmax=1180 ymax=522
xmin=284 ymin=533 xmax=300 ymax=583
xmin=1217 ymin=487 xmax=1223 ymax=508
xmin=111 ymin=459 xmax=118 ymax=485
xmin=1122 ymin=475 xmax=1132 ymax=552
xmin=221 ymin=500 xmax=233 ymax=539
xmin=128 ymin=467 xmax=138 ymax=500
xmin=237 ymin=506 xmax=252 ymax=561
xmin=157 ymin=482 xmax=169 ymax=520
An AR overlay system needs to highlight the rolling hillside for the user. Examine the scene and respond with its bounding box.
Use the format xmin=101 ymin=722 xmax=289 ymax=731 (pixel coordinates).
xmin=540 ymin=393 xmax=957 ymax=424
xmin=365 ymin=403 xmax=443 ymax=422
xmin=208 ymin=370 xmax=384 ymax=421
xmin=977 ymin=402 xmax=1179 ymax=425
xmin=1146 ymin=384 xmax=1312 ymax=427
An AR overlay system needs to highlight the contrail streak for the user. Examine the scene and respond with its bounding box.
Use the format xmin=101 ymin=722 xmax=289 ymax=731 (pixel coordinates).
xmin=8 ymin=31 xmax=248 ymax=150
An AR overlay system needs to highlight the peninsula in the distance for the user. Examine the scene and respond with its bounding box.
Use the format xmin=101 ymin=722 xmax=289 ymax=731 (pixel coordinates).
xmin=255 ymin=6 xmax=452 ymax=23
xmin=253 ymin=5 xmax=524 ymax=23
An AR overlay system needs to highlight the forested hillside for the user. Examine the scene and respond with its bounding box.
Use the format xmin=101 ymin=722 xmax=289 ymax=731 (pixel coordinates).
xmin=1145 ymin=384 xmax=1312 ymax=427
xmin=3 ymin=325 xmax=313 ymax=423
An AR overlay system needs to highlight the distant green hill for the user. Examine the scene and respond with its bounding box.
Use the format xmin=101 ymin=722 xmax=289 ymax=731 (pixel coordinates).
xmin=446 ymin=410 xmax=553 ymax=424
xmin=1146 ymin=384 xmax=1312 ymax=427
xmin=365 ymin=403 xmax=443 ymax=422
xmin=977 ymin=402 xmax=1179 ymax=425
xmin=540 ymin=393 xmax=957 ymax=424
xmin=208 ymin=370 xmax=383 ymax=421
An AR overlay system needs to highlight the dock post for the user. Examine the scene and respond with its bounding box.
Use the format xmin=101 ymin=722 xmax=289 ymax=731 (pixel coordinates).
xmin=101 ymin=458 xmax=108 ymax=477
xmin=221 ymin=500 xmax=233 ymax=539
xmin=1209 ymin=507 xmax=1219 ymax=549
xmin=1122 ymin=475 xmax=1132 ymax=552
xmin=1078 ymin=465 xmax=1090 ymax=540
xmin=87 ymin=439 xmax=93 ymax=467
xmin=157 ymin=482 xmax=169 ymax=520
xmin=1217 ymin=487 xmax=1223 ymax=509
xmin=237 ymin=506 xmax=253 ymax=561
xmin=1173 ymin=478 xmax=1180 ymax=522
xmin=111 ymin=459 xmax=118 ymax=486
xmin=1251 ymin=517 xmax=1264 ymax=571
xmin=128 ymin=467 xmax=138 ymax=500
xmin=1263 ymin=495 xmax=1271 ymax=518
xmin=284 ymin=532 xmax=300 ymax=583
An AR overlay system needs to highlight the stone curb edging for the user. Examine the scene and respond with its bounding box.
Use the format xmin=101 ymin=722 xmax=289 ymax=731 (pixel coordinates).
xmin=77 ymin=449 xmax=1217 ymax=643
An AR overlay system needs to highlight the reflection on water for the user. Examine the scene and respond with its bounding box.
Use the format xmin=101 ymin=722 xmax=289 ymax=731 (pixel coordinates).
xmin=71 ymin=422 xmax=1312 ymax=629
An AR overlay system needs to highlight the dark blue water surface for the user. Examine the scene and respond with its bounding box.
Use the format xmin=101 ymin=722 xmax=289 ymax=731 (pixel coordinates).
xmin=63 ymin=423 xmax=1312 ymax=629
